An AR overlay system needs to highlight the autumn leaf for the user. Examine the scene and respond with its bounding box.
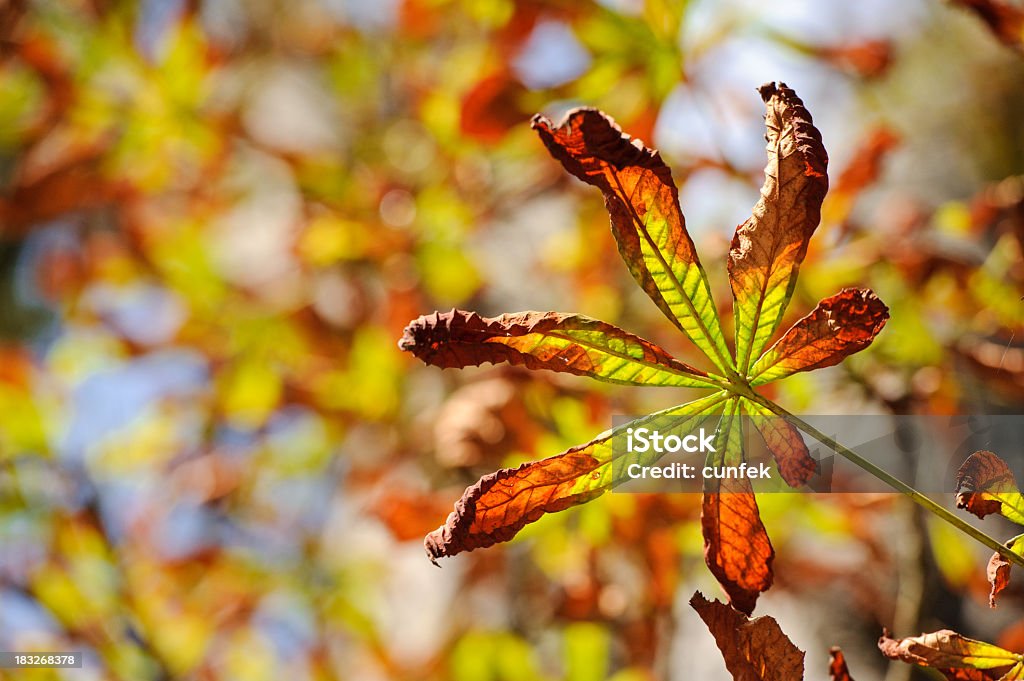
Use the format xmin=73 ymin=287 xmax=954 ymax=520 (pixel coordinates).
xmin=701 ymin=399 xmax=774 ymax=614
xmin=690 ymin=591 xmax=805 ymax=681
xmin=729 ymin=82 xmax=829 ymax=374
xmin=878 ymin=629 xmax=1024 ymax=680
xmin=955 ymin=451 xmax=1024 ymax=524
xmin=955 ymin=451 xmax=1024 ymax=607
xmin=460 ymin=70 xmax=529 ymax=144
xmin=817 ymin=40 xmax=894 ymax=78
xmin=424 ymin=392 xmax=729 ymax=564
xmin=829 ymin=647 xmax=856 ymax=681
xmin=986 ymin=537 xmax=1023 ymax=609
xmin=531 ymin=107 xmax=734 ymax=373
xmin=404 ymin=83 xmax=889 ymax=615
xmin=748 ymin=288 xmax=889 ymax=386
xmin=824 ymin=126 xmax=900 ymax=229
xmin=399 ymin=310 xmax=716 ymax=388
xmin=742 ymin=400 xmax=816 ymax=487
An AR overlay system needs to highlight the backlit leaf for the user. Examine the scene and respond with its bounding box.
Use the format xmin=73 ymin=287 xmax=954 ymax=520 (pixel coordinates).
xmin=424 ymin=392 xmax=729 ymax=563
xmin=399 ymin=309 xmax=717 ymax=387
xmin=689 ymin=591 xmax=805 ymax=680
xmin=741 ymin=400 xmax=816 ymax=487
xmin=878 ymin=629 xmax=1022 ymax=679
xmin=955 ymin=451 xmax=1024 ymax=525
xmin=531 ymin=108 xmax=733 ymax=372
xmin=748 ymin=288 xmax=889 ymax=385
xmin=985 ymin=536 xmax=1022 ymax=609
xmin=701 ymin=399 xmax=774 ymax=614
xmin=729 ymin=82 xmax=829 ymax=373
xmin=409 ymin=89 xmax=890 ymax=618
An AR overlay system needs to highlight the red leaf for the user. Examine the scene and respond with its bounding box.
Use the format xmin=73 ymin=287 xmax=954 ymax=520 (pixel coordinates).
xmin=425 ymin=393 xmax=729 ymax=563
xmin=531 ymin=107 xmax=732 ymax=371
xmin=817 ymin=40 xmax=894 ymax=78
xmin=987 ymin=534 xmax=1024 ymax=609
xmin=701 ymin=401 xmax=774 ymax=614
xmin=825 ymin=127 xmax=900 ymax=232
xmin=399 ymin=309 xmax=712 ymax=387
xmin=690 ymin=591 xmax=805 ymax=680
xmin=749 ymin=289 xmax=889 ymax=385
xmin=988 ymin=549 xmax=1012 ymax=609
xmin=955 ymin=450 xmax=1022 ymax=520
xmin=832 ymin=127 xmax=900 ymax=202
xmin=829 ymin=646 xmax=856 ymax=681
xmin=460 ymin=70 xmax=529 ymax=144
xmin=424 ymin=448 xmax=604 ymax=564
xmin=702 ymin=475 xmax=775 ymax=615
xmin=747 ymin=408 xmax=816 ymax=487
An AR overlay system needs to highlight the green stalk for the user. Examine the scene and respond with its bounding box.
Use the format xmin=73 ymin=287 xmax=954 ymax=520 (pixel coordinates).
xmin=745 ymin=391 xmax=1024 ymax=570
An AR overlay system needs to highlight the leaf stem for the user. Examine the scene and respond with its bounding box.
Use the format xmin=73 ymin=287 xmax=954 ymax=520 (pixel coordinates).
xmin=746 ymin=392 xmax=1024 ymax=570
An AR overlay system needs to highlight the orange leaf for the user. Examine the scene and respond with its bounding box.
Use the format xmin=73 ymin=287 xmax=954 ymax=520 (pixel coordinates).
xmin=424 ymin=448 xmax=604 ymax=564
xmin=399 ymin=309 xmax=713 ymax=387
xmin=829 ymin=647 xmax=856 ymax=681
xmin=986 ymin=535 xmax=1024 ymax=609
xmin=817 ymin=40 xmax=894 ymax=78
xmin=371 ymin=488 xmax=459 ymax=543
xmin=745 ymin=406 xmax=816 ymax=487
xmin=689 ymin=591 xmax=805 ymax=680
xmin=728 ymin=82 xmax=829 ymax=373
xmin=531 ymin=108 xmax=732 ymax=371
xmin=825 ymin=127 xmax=900 ymax=229
xmin=878 ymin=629 xmax=1022 ymax=680
xmin=424 ymin=393 xmax=729 ymax=563
xmin=460 ymin=70 xmax=529 ymax=144
xmin=988 ymin=550 xmax=1012 ymax=609
xmin=702 ymin=476 xmax=775 ymax=615
xmin=748 ymin=288 xmax=889 ymax=385
xmin=701 ymin=400 xmax=774 ymax=614
xmin=955 ymin=451 xmax=1024 ymax=522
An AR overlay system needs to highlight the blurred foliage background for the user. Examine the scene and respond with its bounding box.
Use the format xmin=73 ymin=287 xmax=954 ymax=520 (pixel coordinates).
xmin=2 ymin=0 xmax=1024 ymax=679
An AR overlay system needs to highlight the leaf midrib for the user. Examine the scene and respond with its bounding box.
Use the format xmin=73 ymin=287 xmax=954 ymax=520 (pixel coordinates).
xmin=527 ymin=328 xmax=724 ymax=387
xmin=608 ymin=172 xmax=737 ymax=376
xmin=738 ymin=113 xmax=785 ymax=375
